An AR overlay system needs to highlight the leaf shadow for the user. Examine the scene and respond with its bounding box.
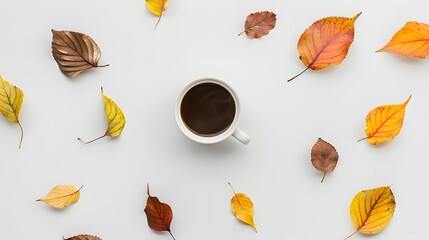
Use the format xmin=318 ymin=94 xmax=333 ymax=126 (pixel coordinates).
xmin=182 ymin=138 xmax=244 ymax=162
xmin=377 ymin=52 xmax=427 ymax=66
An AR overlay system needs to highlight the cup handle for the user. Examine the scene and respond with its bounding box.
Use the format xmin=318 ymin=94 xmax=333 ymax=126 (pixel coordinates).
xmin=232 ymin=128 xmax=251 ymax=145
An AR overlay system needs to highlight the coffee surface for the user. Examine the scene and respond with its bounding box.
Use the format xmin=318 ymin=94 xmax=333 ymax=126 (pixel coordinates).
xmin=180 ymin=83 xmax=236 ymax=136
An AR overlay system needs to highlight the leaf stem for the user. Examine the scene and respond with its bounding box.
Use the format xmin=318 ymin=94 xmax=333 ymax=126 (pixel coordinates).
xmin=77 ymin=135 xmax=106 ymax=144
xmin=155 ymin=14 xmax=163 ymax=30
xmin=344 ymin=230 xmax=358 ymax=240
xmin=357 ymin=136 xmax=368 ymax=142
xmin=168 ymin=230 xmax=176 ymax=240
xmin=97 ymin=64 xmax=110 ymax=68
xmin=17 ymin=122 xmax=24 ymax=149
xmin=287 ymin=65 xmax=311 ymax=82
xmin=321 ymin=172 xmax=326 ymax=183
xmin=238 ymin=30 xmax=246 ymax=36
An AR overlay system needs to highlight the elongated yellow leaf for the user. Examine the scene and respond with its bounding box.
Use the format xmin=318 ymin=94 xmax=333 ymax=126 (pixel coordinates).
xmin=78 ymin=88 xmax=126 ymax=144
xmin=359 ymin=95 xmax=411 ymax=145
xmin=229 ymin=183 xmax=257 ymax=232
xmin=346 ymin=186 xmax=396 ymax=239
xmin=0 ymin=75 xmax=24 ymax=148
xmin=37 ymin=185 xmax=82 ymax=209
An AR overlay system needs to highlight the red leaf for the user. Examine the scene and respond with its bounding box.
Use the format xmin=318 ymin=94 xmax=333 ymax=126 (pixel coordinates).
xmin=239 ymin=11 xmax=277 ymax=38
xmin=144 ymin=185 xmax=175 ymax=240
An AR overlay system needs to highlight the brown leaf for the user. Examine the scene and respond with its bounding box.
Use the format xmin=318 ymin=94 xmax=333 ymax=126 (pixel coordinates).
xmin=144 ymin=184 xmax=176 ymax=240
xmin=239 ymin=11 xmax=277 ymax=38
xmin=51 ymin=29 xmax=109 ymax=78
xmin=311 ymin=138 xmax=339 ymax=183
xmin=64 ymin=234 xmax=101 ymax=240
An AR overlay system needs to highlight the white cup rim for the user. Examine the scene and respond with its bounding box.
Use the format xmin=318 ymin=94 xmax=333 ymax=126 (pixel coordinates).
xmin=175 ymin=78 xmax=241 ymax=144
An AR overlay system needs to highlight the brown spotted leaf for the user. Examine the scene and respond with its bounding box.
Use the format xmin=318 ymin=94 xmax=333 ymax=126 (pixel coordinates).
xmin=311 ymin=138 xmax=339 ymax=183
xmin=144 ymin=185 xmax=176 ymax=240
xmin=51 ymin=30 xmax=109 ymax=78
xmin=239 ymin=11 xmax=277 ymax=38
xmin=64 ymin=235 xmax=101 ymax=240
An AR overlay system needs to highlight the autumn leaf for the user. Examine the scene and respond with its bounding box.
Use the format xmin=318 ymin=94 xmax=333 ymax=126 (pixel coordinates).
xmin=358 ymin=95 xmax=411 ymax=145
xmin=228 ymin=182 xmax=257 ymax=232
xmin=37 ymin=185 xmax=83 ymax=209
xmin=288 ymin=12 xmax=361 ymax=82
xmin=311 ymin=138 xmax=339 ymax=183
xmin=238 ymin=11 xmax=277 ymax=39
xmin=78 ymin=87 xmax=126 ymax=144
xmin=146 ymin=0 xmax=168 ymax=29
xmin=51 ymin=30 xmax=108 ymax=78
xmin=0 ymin=75 xmax=24 ymax=149
xmin=64 ymin=234 xmax=101 ymax=240
xmin=144 ymin=184 xmax=176 ymax=240
xmin=345 ymin=186 xmax=396 ymax=239
xmin=376 ymin=21 xmax=429 ymax=58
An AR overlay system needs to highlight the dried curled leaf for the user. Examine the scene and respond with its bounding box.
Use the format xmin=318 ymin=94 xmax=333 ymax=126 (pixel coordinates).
xmin=288 ymin=12 xmax=361 ymax=81
xmin=346 ymin=186 xmax=396 ymax=239
xmin=64 ymin=235 xmax=101 ymax=240
xmin=377 ymin=21 xmax=429 ymax=58
xmin=51 ymin=30 xmax=108 ymax=78
xmin=311 ymin=138 xmax=339 ymax=183
xmin=144 ymin=185 xmax=176 ymax=240
xmin=146 ymin=0 xmax=168 ymax=29
xmin=359 ymin=95 xmax=411 ymax=145
xmin=239 ymin=11 xmax=277 ymax=39
xmin=0 ymin=75 xmax=24 ymax=148
xmin=37 ymin=185 xmax=82 ymax=209
xmin=229 ymin=183 xmax=257 ymax=232
xmin=78 ymin=88 xmax=126 ymax=144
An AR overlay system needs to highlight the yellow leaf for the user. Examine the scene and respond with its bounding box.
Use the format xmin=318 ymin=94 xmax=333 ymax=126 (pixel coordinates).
xmin=146 ymin=0 xmax=168 ymax=29
xmin=229 ymin=183 xmax=257 ymax=232
xmin=359 ymin=95 xmax=411 ymax=145
xmin=37 ymin=185 xmax=82 ymax=209
xmin=0 ymin=75 xmax=24 ymax=148
xmin=376 ymin=21 xmax=429 ymax=58
xmin=146 ymin=0 xmax=168 ymax=16
xmin=346 ymin=186 xmax=396 ymax=239
xmin=78 ymin=87 xmax=126 ymax=144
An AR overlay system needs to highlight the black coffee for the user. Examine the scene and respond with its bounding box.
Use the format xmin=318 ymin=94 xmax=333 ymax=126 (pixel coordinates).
xmin=180 ymin=82 xmax=236 ymax=136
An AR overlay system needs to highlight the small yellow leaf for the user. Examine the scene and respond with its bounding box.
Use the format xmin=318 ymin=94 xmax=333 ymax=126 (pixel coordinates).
xmin=359 ymin=95 xmax=411 ymax=145
xmin=78 ymin=88 xmax=126 ymax=144
xmin=37 ymin=185 xmax=82 ymax=209
xmin=346 ymin=186 xmax=396 ymax=239
xmin=146 ymin=0 xmax=168 ymax=29
xmin=0 ymin=75 xmax=24 ymax=148
xmin=103 ymin=88 xmax=126 ymax=138
xmin=229 ymin=183 xmax=257 ymax=232
xmin=146 ymin=0 xmax=168 ymax=16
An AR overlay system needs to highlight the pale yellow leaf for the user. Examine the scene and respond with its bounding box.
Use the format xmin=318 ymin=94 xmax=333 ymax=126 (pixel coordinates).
xmin=0 ymin=75 xmax=24 ymax=148
xmin=37 ymin=185 xmax=82 ymax=209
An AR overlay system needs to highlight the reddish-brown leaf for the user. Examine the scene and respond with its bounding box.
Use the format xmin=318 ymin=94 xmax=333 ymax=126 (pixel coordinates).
xmin=239 ymin=11 xmax=277 ymax=38
xmin=64 ymin=234 xmax=101 ymax=240
xmin=144 ymin=185 xmax=175 ymax=240
xmin=311 ymin=138 xmax=339 ymax=183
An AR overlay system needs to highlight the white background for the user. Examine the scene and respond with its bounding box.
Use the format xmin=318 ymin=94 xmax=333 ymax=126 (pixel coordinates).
xmin=0 ymin=0 xmax=427 ymax=239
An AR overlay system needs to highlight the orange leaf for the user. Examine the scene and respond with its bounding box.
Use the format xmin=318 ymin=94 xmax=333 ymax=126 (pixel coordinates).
xmin=359 ymin=96 xmax=411 ymax=145
xmin=288 ymin=12 xmax=361 ymax=82
xmin=376 ymin=21 xmax=429 ymax=58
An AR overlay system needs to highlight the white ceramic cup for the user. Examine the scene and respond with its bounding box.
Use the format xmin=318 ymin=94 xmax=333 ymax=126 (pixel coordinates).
xmin=175 ymin=78 xmax=251 ymax=145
